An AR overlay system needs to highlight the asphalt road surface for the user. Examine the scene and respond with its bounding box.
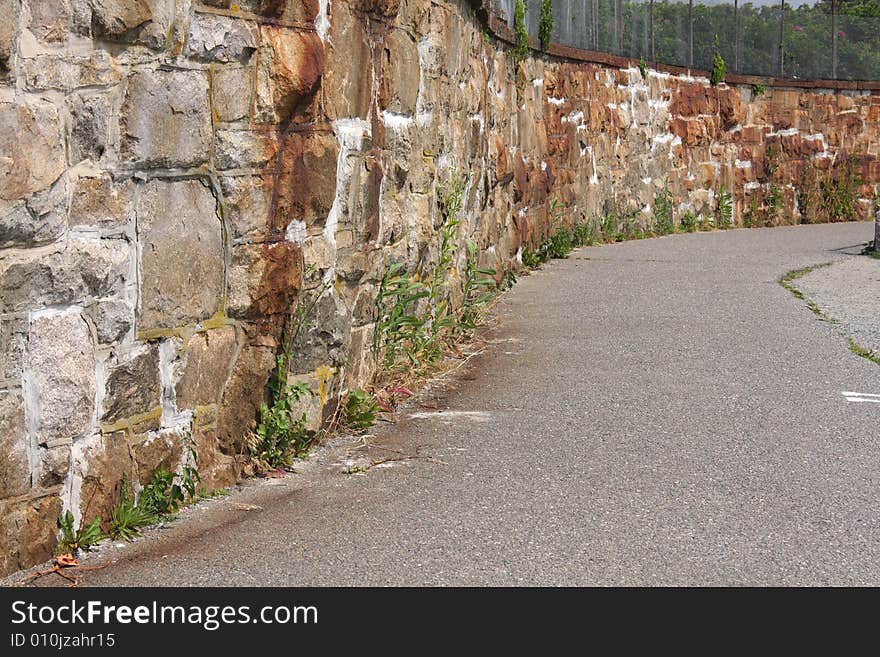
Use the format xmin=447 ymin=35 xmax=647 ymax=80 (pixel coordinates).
xmin=14 ymin=222 xmax=880 ymax=586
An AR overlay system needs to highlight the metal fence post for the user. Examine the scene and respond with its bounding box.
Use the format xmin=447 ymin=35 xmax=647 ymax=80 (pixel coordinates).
xmin=734 ymin=0 xmax=740 ymax=73
xmin=778 ymin=0 xmax=785 ymax=77
xmin=688 ymin=0 xmax=694 ymax=67
xmin=832 ymin=0 xmax=838 ymax=79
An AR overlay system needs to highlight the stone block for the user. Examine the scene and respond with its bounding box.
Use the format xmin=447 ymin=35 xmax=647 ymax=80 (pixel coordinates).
xmin=217 ymin=342 xmax=277 ymax=454
xmin=130 ymin=429 xmax=183 ymax=486
xmin=191 ymin=423 xmax=238 ymax=492
xmin=0 ymin=495 xmax=62 ymax=577
xmin=26 ymin=0 xmax=70 ymax=43
xmin=0 ymin=0 xmax=13 ymax=79
xmin=120 ymin=69 xmax=211 ymax=168
xmin=227 ymin=241 xmax=302 ymax=319
xmin=102 ymin=345 xmax=161 ymax=423
xmin=26 ymin=309 xmax=96 ymax=446
xmin=215 ymin=129 xmax=274 ymax=170
xmin=219 ymin=175 xmax=271 ymax=242
xmin=211 ymin=65 xmax=252 ymax=122
xmin=90 ymin=0 xmax=152 ymax=37
xmin=91 ymin=0 xmax=174 ymax=49
xmin=175 ymin=326 xmax=237 ymax=409
xmin=289 ymin=290 xmax=350 ymax=374
xmin=0 ymin=239 xmax=130 ymax=314
xmin=73 ymin=431 xmax=135 ymax=531
xmin=137 ymin=179 xmax=223 ymax=331
xmin=323 ymin=3 xmax=372 ymax=120
xmin=69 ymin=174 xmax=135 ymax=230
xmin=380 ymin=30 xmax=420 ymax=116
xmin=235 ymin=0 xmax=319 ymax=22
xmin=185 ymin=12 xmax=257 ymax=63
xmin=0 ymin=99 xmax=66 ymax=202
xmin=68 ymin=93 xmax=112 ymax=165
xmin=0 ymin=193 xmax=67 ymax=250
xmin=87 ymin=299 xmax=133 ymax=344
xmin=272 ymin=131 xmax=338 ymax=229
xmin=0 ymin=389 xmax=30 ymax=498
xmin=23 ymin=52 xmax=120 ymax=91
xmin=36 ymin=444 xmax=70 ymax=488
xmin=0 ymin=317 xmax=26 ymax=382
xmin=254 ymin=25 xmax=323 ymax=124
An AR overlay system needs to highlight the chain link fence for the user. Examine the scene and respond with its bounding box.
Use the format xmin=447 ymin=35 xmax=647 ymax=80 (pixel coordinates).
xmin=491 ymin=0 xmax=880 ymax=81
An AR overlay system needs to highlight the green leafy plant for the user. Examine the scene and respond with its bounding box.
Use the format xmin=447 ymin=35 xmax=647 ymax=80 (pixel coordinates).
xmin=821 ymin=155 xmax=863 ymax=222
xmin=55 ymin=511 xmax=104 ymax=555
xmin=252 ymin=355 xmax=312 ymax=469
xmin=459 ymin=241 xmax=498 ymax=333
xmin=109 ymin=475 xmax=156 ymax=541
xmin=137 ymin=467 xmax=183 ymax=517
xmin=539 ymin=0 xmax=553 ymax=51
xmin=513 ymin=0 xmax=529 ymax=63
xmin=500 ymin=267 xmax=518 ymax=290
xmin=344 ymin=388 xmax=380 ymax=431
xmin=653 ymin=186 xmax=674 ymax=235
xmin=752 ymin=82 xmax=766 ymax=97
xmin=710 ymin=34 xmax=726 ymax=86
xmin=638 ymin=56 xmax=648 ymax=79
xmin=716 ymin=186 xmax=734 ymax=228
xmin=679 ymin=211 xmax=698 ymax=232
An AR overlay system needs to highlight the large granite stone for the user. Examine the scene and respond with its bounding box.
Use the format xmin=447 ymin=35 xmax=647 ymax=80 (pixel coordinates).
xmin=254 ymin=26 xmax=323 ymax=123
xmin=68 ymin=174 xmax=136 ymax=230
xmin=227 ymin=241 xmax=302 ymax=319
xmin=26 ymin=310 xmax=96 ymax=446
xmin=137 ymin=179 xmax=223 ymax=331
xmin=120 ymin=69 xmax=211 ymax=168
xmin=0 ymin=390 xmax=29 ymax=498
xmin=102 ymin=345 xmax=161 ymax=423
xmin=175 ymin=326 xmax=237 ymax=409
xmin=0 ymin=239 xmax=130 ymax=314
xmin=0 ymin=495 xmax=62 ymax=577
xmin=185 ymin=12 xmax=257 ymax=63
xmin=211 ymin=65 xmax=252 ymax=122
xmin=0 ymin=99 xmax=66 ymax=202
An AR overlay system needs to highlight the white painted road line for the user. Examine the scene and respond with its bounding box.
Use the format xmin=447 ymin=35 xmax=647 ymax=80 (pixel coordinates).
xmin=842 ymin=391 xmax=880 ymax=404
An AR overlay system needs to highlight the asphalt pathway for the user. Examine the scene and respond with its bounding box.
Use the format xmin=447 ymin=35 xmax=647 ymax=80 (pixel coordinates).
xmin=12 ymin=222 xmax=879 ymax=586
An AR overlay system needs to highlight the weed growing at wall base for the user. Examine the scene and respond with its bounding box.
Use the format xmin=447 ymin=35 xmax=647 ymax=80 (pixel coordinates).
xmin=55 ymin=511 xmax=103 ymax=556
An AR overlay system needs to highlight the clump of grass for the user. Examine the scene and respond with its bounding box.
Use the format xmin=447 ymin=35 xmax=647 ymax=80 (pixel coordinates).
xmin=849 ymin=339 xmax=880 ymax=365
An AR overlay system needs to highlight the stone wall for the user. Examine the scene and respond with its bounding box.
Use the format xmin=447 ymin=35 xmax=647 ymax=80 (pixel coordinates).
xmin=0 ymin=0 xmax=877 ymax=575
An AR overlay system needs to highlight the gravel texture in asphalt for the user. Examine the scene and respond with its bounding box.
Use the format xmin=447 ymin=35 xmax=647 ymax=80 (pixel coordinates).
xmin=5 ymin=221 xmax=878 ymax=586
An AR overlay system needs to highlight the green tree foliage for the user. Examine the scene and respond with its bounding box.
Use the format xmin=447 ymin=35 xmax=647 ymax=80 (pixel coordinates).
xmin=539 ymin=0 xmax=554 ymax=51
